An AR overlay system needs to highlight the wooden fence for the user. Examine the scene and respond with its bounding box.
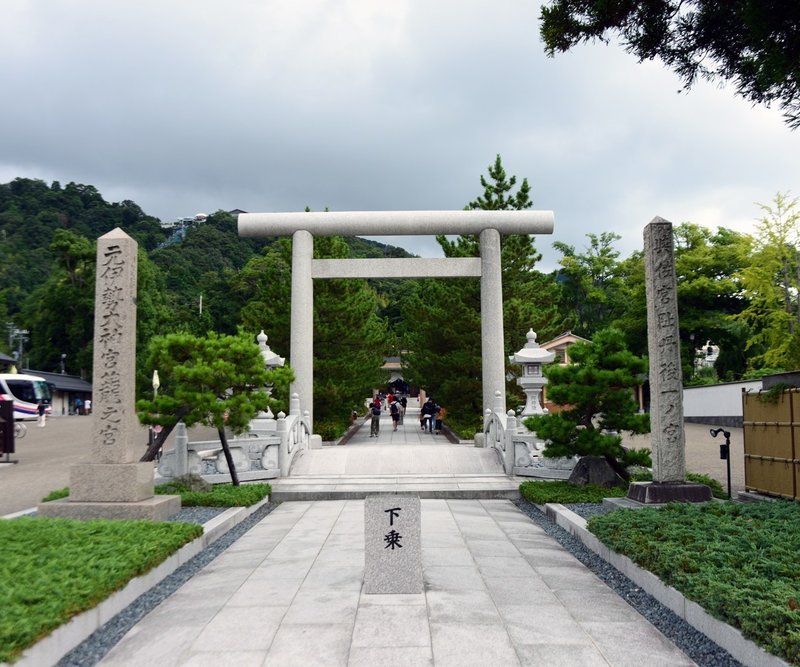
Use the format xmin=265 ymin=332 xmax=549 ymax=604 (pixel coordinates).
xmin=742 ymin=388 xmax=799 ymax=499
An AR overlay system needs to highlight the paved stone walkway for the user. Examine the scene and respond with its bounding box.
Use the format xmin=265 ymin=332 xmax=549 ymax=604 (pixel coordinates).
xmin=99 ymin=498 xmax=695 ymax=666
xmin=271 ymin=398 xmax=522 ymax=500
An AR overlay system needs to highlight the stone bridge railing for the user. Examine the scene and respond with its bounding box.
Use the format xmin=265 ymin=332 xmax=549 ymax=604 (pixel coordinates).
xmin=481 ymin=390 xmax=576 ymax=479
xmin=157 ymin=393 xmax=316 ymax=483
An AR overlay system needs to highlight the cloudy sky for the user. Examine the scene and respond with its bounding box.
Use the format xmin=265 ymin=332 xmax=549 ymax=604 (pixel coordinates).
xmin=2 ymin=1 xmax=798 ymax=270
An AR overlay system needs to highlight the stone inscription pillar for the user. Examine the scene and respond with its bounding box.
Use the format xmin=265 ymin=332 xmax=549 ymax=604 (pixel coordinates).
xmin=480 ymin=228 xmax=506 ymax=417
xmin=644 ymin=218 xmax=685 ymax=482
xmin=628 ymin=218 xmax=711 ymax=504
xmin=92 ymin=229 xmax=140 ymax=463
xmin=38 ymin=228 xmax=180 ymax=519
xmin=291 ymin=230 xmax=314 ymax=426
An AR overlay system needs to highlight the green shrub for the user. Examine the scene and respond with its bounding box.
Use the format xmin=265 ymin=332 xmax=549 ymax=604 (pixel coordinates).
xmin=314 ymin=419 xmax=346 ymax=442
xmin=40 ymin=487 xmax=69 ymax=503
xmin=155 ymin=482 xmax=270 ymax=507
xmin=685 ymin=472 xmax=726 ymax=499
xmin=588 ymin=500 xmax=800 ymax=663
xmin=521 ymin=469 xmax=727 ymax=503
xmin=621 ymin=447 xmax=652 ymax=468
xmin=519 ymin=480 xmax=628 ymax=504
xmin=0 ymin=518 xmax=202 ymax=663
xmin=44 ymin=483 xmax=271 ymax=508
xmin=687 ymin=366 xmax=718 ymax=386
xmin=447 ymin=415 xmax=484 ymax=440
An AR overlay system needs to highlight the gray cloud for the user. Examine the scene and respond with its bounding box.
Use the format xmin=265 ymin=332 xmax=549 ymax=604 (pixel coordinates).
xmin=2 ymin=1 xmax=798 ymax=271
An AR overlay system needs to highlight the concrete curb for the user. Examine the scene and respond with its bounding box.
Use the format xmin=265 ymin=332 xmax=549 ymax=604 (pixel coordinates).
xmin=542 ymin=503 xmax=790 ymax=667
xmin=4 ymin=496 xmax=271 ymax=667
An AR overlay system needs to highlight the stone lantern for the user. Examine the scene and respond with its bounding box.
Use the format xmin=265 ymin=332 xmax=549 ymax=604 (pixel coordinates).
xmin=509 ymin=329 xmax=555 ymax=417
xmin=258 ymin=329 xmax=285 ymax=372
xmin=252 ymin=329 xmax=285 ymax=429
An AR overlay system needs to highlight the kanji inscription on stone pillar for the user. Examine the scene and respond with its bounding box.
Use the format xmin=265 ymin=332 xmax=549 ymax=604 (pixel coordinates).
xmin=644 ymin=218 xmax=685 ymax=483
xmin=92 ymin=228 xmax=140 ymax=463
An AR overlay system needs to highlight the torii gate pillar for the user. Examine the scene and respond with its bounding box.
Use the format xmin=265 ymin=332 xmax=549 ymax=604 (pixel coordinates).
xmin=239 ymin=210 xmax=555 ymax=430
xmin=480 ymin=228 xmax=506 ymax=415
xmin=291 ymin=229 xmax=314 ymax=425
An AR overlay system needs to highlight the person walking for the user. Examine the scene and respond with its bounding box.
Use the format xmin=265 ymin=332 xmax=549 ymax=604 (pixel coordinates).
xmin=369 ymin=398 xmax=381 ymax=437
xmin=421 ymin=397 xmax=436 ymax=433
xmin=37 ymin=401 xmax=47 ymax=428
xmin=399 ymin=395 xmax=407 ymax=424
xmin=435 ymin=405 xmax=446 ymax=435
xmin=389 ymin=398 xmax=401 ymax=431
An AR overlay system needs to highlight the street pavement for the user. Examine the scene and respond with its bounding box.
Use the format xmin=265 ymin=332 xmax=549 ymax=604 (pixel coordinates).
xmin=0 ymin=417 xmax=215 ymax=515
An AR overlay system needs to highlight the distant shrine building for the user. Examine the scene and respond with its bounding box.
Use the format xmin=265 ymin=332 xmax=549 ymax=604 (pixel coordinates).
xmin=238 ymin=210 xmax=554 ymax=428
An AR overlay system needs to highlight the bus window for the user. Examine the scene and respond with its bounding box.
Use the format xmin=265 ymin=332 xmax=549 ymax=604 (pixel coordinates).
xmin=6 ymin=380 xmax=51 ymax=403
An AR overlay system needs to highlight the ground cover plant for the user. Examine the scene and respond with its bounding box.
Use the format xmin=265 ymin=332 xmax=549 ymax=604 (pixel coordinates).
xmin=0 ymin=518 xmax=202 ymax=663
xmin=588 ymin=501 xmax=800 ymax=664
xmin=42 ymin=482 xmax=271 ymax=508
xmin=519 ymin=480 xmax=628 ymax=504
xmin=154 ymin=481 xmax=271 ymax=507
xmin=520 ymin=470 xmax=727 ymax=504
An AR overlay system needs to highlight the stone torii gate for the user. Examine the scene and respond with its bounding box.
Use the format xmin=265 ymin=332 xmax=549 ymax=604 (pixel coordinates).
xmin=238 ymin=210 xmax=554 ymax=429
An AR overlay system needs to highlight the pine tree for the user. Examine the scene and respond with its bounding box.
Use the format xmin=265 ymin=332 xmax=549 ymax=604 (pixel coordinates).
xmin=136 ymin=329 xmax=293 ymax=482
xmin=402 ymin=155 xmax=563 ymax=434
xmin=524 ymin=327 xmax=650 ymax=480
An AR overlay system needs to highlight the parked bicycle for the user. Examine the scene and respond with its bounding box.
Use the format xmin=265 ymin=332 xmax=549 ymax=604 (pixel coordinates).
xmin=13 ymin=421 xmax=27 ymax=440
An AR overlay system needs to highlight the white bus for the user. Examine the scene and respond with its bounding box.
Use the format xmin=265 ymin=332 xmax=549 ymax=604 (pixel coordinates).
xmin=0 ymin=374 xmax=53 ymax=420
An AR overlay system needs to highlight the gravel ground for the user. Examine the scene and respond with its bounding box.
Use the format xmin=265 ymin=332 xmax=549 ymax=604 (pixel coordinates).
xmin=56 ymin=501 xmax=278 ymax=667
xmin=163 ymin=505 xmax=228 ymax=524
xmin=565 ymin=502 xmax=617 ymax=519
xmin=513 ymin=499 xmax=745 ymax=667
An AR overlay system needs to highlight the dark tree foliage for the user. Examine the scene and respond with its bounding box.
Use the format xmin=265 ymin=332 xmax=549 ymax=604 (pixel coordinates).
xmin=312 ymin=236 xmax=389 ymax=429
xmin=540 ymin=1 xmax=800 ymax=128
xmin=554 ymin=232 xmax=626 ymax=338
xmin=0 ymin=177 xmax=169 ymax=329
xmin=150 ymin=211 xmax=271 ymax=334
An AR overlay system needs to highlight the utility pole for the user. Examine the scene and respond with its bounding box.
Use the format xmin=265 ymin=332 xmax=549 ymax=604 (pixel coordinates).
xmin=5 ymin=323 xmax=29 ymax=367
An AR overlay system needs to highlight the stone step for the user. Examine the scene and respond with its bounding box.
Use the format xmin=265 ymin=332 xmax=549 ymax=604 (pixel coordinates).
xmin=270 ymin=474 xmax=523 ymax=501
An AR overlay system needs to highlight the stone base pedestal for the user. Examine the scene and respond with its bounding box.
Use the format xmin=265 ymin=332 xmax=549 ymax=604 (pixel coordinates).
xmin=69 ymin=462 xmax=155 ymax=502
xmin=37 ymin=494 xmax=181 ymax=521
xmin=627 ymin=481 xmax=712 ymax=504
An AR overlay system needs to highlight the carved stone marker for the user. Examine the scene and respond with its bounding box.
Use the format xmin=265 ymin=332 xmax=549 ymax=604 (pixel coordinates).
xmin=39 ymin=229 xmax=180 ymax=520
xmin=628 ymin=218 xmax=711 ymax=504
xmin=364 ymin=494 xmax=423 ymax=594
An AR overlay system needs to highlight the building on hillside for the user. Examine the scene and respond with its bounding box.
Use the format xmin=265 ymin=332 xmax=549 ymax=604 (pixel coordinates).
xmin=23 ymin=369 xmax=92 ymax=416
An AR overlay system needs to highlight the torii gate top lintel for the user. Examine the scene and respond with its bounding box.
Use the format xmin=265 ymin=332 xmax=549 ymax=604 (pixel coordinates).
xmin=238 ymin=209 xmax=554 ymax=238
xmin=237 ymin=209 xmax=555 ymax=436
